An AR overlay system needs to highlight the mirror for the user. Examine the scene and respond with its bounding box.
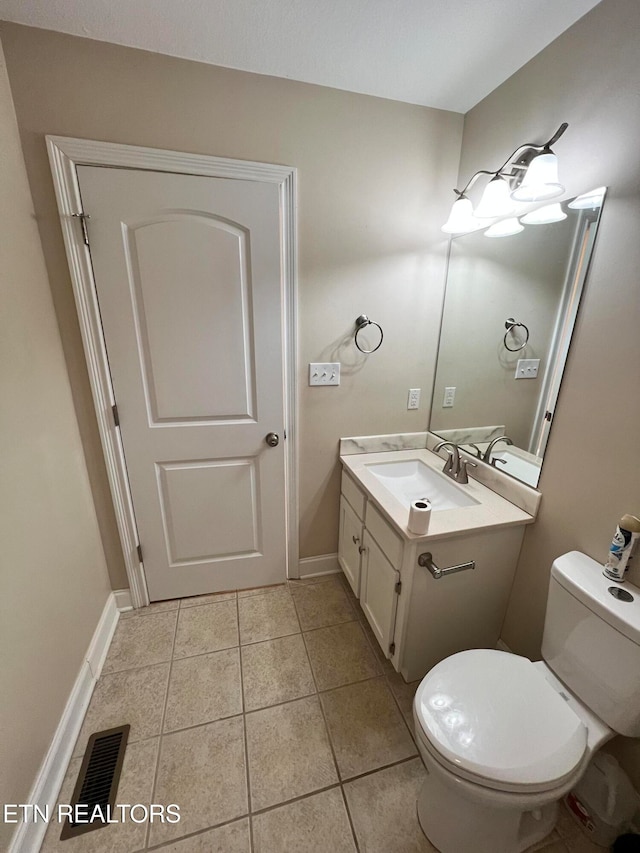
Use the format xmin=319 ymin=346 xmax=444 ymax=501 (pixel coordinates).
xmin=429 ymin=189 xmax=606 ymax=487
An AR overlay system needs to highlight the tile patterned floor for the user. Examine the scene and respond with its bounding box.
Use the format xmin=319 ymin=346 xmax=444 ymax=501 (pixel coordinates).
xmin=41 ymin=574 xmax=601 ymax=853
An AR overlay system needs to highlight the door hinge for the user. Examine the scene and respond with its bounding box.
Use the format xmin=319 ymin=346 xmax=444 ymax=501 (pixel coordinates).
xmin=72 ymin=212 xmax=91 ymax=246
xmin=136 ymin=543 xmax=143 ymax=563
xmin=389 ymin=642 xmax=396 ymax=655
xmin=544 ymin=410 xmax=553 ymax=422
xmin=112 ymin=404 xmax=120 ymax=427
xmin=395 ymin=580 xmax=402 ymax=595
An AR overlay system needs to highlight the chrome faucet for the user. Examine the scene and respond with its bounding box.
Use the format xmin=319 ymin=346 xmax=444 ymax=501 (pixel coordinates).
xmin=482 ymin=435 xmax=513 ymax=466
xmin=433 ymin=441 xmax=478 ymax=484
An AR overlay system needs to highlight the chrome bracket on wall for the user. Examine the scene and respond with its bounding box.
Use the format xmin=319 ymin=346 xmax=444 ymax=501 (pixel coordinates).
xmin=418 ymin=552 xmax=475 ymax=580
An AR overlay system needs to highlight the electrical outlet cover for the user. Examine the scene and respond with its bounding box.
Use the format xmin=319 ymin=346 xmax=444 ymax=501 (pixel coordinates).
xmin=408 ymin=388 xmax=421 ymax=409
xmin=443 ymin=386 xmax=456 ymax=407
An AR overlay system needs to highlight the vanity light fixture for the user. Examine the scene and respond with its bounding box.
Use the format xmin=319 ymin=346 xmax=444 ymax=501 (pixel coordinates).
xmin=474 ymin=175 xmax=515 ymax=219
xmin=568 ymin=186 xmax=606 ymax=209
xmin=484 ymin=217 xmax=524 ymax=238
xmin=441 ymin=123 xmax=568 ymax=234
xmin=510 ymin=152 xmax=563 ymax=202
xmin=520 ymin=202 xmax=567 ymax=225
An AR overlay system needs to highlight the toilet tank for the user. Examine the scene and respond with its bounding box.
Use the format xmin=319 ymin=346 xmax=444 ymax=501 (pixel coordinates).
xmin=542 ymin=551 xmax=640 ymax=737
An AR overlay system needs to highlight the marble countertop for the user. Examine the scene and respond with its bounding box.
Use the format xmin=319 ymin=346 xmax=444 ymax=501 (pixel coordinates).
xmin=340 ymin=447 xmax=536 ymax=543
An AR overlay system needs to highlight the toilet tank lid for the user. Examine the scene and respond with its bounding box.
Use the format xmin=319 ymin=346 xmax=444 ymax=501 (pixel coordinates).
xmin=552 ymin=551 xmax=640 ymax=645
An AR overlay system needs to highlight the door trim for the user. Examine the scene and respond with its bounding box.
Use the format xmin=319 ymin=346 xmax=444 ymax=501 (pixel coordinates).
xmin=46 ymin=136 xmax=298 ymax=606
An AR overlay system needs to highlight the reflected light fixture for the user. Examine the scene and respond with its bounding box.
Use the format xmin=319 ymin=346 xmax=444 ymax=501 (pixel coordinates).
xmin=520 ymin=202 xmax=567 ymax=224
xmin=441 ymin=195 xmax=477 ymax=234
xmin=568 ymin=186 xmax=606 ymax=209
xmin=441 ymin=123 xmax=568 ymax=234
xmin=484 ymin=217 xmax=524 ymax=238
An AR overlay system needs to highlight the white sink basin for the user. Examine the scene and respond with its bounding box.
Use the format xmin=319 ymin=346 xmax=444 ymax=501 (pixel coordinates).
xmin=364 ymin=459 xmax=479 ymax=511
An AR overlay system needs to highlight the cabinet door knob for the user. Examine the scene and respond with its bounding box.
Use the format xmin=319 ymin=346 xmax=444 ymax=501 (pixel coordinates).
xmin=352 ymin=535 xmax=360 ymax=545
xmin=358 ymin=545 xmax=366 ymax=555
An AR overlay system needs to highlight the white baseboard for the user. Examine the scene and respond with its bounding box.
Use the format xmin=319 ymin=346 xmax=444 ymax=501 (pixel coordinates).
xmin=113 ymin=587 xmax=133 ymax=612
xmin=298 ymin=553 xmax=340 ymax=578
xmin=8 ymin=593 xmax=120 ymax=853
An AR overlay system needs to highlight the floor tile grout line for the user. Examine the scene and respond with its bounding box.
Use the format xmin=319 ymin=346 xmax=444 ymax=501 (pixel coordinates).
xmin=383 ymin=670 xmax=421 ymax=749
xmin=295 ymin=600 xmax=344 ymax=798
xmin=144 ymin=814 xmax=250 ymax=851
xmin=250 ymin=781 xmax=353 ymax=821
xmin=144 ymin=606 xmax=180 ymax=850
xmin=237 ymin=594 xmax=255 ymax=853
xmin=172 ymin=641 xmax=240 ymax=662
xmin=338 ymin=783 xmax=361 ymax=852
xmin=178 ymin=592 xmax=237 ymax=611
xmin=243 ymin=755 xmax=424 ymax=840
xmin=350 ymin=586 xmax=422 ymax=750
xmin=300 ymin=616 xmax=361 ymax=638
xmin=340 ymin=753 xmax=420 ymax=787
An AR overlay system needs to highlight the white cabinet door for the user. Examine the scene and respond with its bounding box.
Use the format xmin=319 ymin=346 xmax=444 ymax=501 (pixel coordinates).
xmin=338 ymin=496 xmax=364 ymax=597
xmin=360 ymin=530 xmax=399 ymax=657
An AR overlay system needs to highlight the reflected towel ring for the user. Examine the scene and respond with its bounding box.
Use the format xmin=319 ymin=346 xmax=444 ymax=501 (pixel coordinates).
xmin=503 ymin=318 xmax=530 ymax=352
xmin=354 ymin=314 xmax=384 ymax=353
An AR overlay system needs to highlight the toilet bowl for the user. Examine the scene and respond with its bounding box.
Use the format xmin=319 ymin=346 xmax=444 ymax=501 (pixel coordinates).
xmin=413 ymin=650 xmax=610 ymax=853
xmin=411 ymin=552 xmax=640 ymax=853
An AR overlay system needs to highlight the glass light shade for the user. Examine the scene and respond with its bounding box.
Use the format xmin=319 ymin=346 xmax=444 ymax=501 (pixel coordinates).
xmin=511 ymin=152 xmax=564 ymax=202
xmin=568 ymin=186 xmax=606 ymax=209
xmin=442 ymin=197 xmax=477 ymax=234
xmin=484 ymin=217 xmax=524 ymax=238
xmin=520 ymin=203 xmax=567 ymax=225
xmin=474 ymin=176 xmax=515 ymax=218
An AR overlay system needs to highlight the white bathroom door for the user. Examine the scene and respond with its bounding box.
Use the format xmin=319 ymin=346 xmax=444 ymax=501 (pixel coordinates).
xmin=77 ymin=165 xmax=287 ymax=601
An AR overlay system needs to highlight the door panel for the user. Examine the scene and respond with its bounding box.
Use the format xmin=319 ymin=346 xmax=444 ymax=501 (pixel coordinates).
xmin=338 ymin=496 xmax=363 ymax=597
xmin=127 ymin=216 xmax=255 ymax=422
xmin=157 ymin=458 xmax=260 ymax=564
xmin=361 ymin=531 xmax=399 ymax=657
xmin=77 ymin=165 xmax=286 ymax=599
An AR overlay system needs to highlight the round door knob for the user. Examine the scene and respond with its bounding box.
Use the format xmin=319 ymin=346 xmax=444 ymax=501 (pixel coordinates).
xmin=265 ymin=432 xmax=280 ymax=447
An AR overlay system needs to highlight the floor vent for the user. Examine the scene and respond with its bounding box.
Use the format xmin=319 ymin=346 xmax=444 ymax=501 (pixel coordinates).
xmin=60 ymin=724 xmax=130 ymax=840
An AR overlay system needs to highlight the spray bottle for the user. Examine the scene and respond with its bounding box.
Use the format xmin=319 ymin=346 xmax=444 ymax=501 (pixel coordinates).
xmin=603 ymin=514 xmax=640 ymax=582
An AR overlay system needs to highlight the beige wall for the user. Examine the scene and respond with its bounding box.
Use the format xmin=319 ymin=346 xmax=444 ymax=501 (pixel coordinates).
xmin=0 ymin=40 xmax=111 ymax=851
xmin=459 ymin=0 xmax=640 ymax=785
xmin=0 ymin=23 xmax=463 ymax=587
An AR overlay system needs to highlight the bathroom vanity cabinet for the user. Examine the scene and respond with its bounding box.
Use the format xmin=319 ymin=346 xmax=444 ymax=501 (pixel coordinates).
xmin=338 ymin=464 xmax=534 ymax=683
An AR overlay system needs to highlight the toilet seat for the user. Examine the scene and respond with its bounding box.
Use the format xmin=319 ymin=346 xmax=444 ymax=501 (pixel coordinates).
xmin=414 ymin=649 xmax=588 ymax=794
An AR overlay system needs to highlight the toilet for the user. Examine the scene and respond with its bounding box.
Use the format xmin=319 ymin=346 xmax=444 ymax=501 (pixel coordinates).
xmin=413 ymin=551 xmax=640 ymax=853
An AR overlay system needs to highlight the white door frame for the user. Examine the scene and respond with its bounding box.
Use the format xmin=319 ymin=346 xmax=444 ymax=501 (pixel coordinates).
xmin=46 ymin=136 xmax=298 ymax=607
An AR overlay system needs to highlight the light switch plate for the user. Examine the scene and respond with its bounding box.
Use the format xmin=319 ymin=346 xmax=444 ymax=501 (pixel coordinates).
xmin=515 ymin=359 xmax=540 ymax=379
xmin=309 ymin=362 xmax=340 ymax=386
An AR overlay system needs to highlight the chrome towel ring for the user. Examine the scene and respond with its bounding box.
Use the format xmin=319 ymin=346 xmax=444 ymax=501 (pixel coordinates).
xmin=504 ymin=318 xmax=530 ymax=352
xmin=354 ymin=314 xmax=384 ymax=353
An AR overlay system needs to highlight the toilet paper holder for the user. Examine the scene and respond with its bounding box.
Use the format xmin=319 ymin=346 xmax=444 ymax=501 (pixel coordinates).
xmin=418 ymin=552 xmax=475 ymax=580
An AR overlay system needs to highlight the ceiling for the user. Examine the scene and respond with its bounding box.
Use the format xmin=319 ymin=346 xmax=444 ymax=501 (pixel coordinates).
xmin=0 ymin=0 xmax=602 ymax=113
